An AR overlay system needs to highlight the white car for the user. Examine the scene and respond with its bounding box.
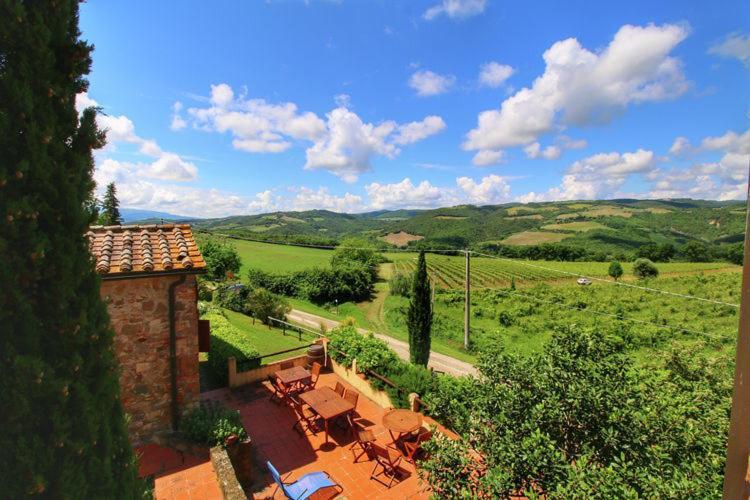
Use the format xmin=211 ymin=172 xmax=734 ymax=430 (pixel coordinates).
xmin=577 ymin=277 xmax=592 ymax=286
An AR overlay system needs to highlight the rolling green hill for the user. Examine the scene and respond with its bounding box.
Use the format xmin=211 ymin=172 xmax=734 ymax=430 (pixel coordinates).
xmin=191 ymin=199 xmax=746 ymax=258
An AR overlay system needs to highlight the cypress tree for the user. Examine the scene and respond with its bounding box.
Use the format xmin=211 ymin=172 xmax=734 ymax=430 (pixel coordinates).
xmin=0 ymin=2 xmax=142 ymax=497
xmin=407 ymin=251 xmax=432 ymax=366
xmin=99 ymin=181 xmax=121 ymax=225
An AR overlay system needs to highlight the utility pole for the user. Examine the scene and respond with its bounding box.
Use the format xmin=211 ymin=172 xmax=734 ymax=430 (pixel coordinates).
xmin=464 ymin=250 xmax=471 ymax=350
xmin=723 ymin=161 xmax=750 ymax=498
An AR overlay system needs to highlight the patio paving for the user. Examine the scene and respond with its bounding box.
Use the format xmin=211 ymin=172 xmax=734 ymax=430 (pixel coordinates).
xmin=201 ymin=371 xmax=432 ymax=499
xmin=136 ymin=443 xmax=222 ymax=500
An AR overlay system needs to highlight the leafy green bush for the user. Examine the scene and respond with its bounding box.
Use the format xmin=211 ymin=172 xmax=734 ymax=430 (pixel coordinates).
xmin=214 ymin=283 xmax=250 ymax=313
xmin=389 ymin=273 xmax=412 ymax=297
xmin=246 ymin=288 xmax=290 ymax=324
xmin=199 ymin=239 xmax=242 ymax=280
xmin=328 ymin=326 xmax=399 ymax=373
xmin=247 ymin=264 xmax=374 ymax=304
xmin=420 ymin=327 xmax=731 ymax=498
xmin=203 ymin=309 xmax=261 ymax=384
xmin=632 ymin=258 xmax=659 ymax=279
xmin=181 ymin=405 xmax=247 ymax=447
xmin=608 ymin=260 xmax=623 ymax=281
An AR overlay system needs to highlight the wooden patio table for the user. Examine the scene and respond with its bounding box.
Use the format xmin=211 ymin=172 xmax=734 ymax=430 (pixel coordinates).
xmin=382 ymin=409 xmax=423 ymax=444
xmin=274 ymin=366 xmax=311 ymax=390
xmin=300 ymin=386 xmax=354 ymax=444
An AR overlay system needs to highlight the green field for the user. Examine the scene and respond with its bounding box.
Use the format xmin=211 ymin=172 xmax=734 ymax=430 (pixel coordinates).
xmin=198 ymin=237 xmax=743 ymax=368
xmin=223 ymin=309 xmax=313 ymax=363
xmin=200 ymin=234 xmax=334 ymax=276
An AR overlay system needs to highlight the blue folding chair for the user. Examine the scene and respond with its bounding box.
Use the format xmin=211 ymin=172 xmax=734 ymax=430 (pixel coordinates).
xmin=267 ymin=461 xmax=343 ymax=500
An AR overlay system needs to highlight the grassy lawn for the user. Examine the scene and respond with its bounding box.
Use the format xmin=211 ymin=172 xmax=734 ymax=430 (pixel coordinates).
xmin=222 ymin=309 xmax=313 ymax=364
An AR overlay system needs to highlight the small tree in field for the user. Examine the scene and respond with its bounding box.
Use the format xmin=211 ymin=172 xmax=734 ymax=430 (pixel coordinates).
xmin=633 ymin=258 xmax=659 ymax=279
xmin=608 ymin=261 xmax=623 ymax=281
xmin=98 ymin=182 xmax=122 ymax=225
xmin=245 ymin=288 xmax=290 ymax=325
xmin=199 ymin=239 xmax=241 ymax=281
xmin=408 ymin=251 xmax=432 ymax=366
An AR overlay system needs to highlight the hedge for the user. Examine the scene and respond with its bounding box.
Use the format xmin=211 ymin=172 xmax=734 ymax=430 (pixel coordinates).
xmin=203 ymin=308 xmax=261 ymax=385
xmin=327 ymin=326 xmax=439 ymax=408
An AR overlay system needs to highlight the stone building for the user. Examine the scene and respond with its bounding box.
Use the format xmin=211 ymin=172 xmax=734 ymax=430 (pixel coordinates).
xmin=87 ymin=224 xmax=206 ymax=444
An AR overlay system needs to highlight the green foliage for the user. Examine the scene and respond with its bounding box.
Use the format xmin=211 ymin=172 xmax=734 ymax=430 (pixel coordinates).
xmin=608 ymin=260 xmax=623 ymax=281
xmin=635 ymin=242 xmax=675 ymax=262
xmin=327 ymin=326 xmax=399 ymax=373
xmin=0 ymin=2 xmax=142 ymax=496
xmin=632 ymin=258 xmax=659 ymax=279
xmin=408 ymin=251 xmax=432 ymax=366
xmin=389 ymin=272 xmax=412 ymax=297
xmin=420 ymin=328 xmax=731 ymax=497
xmin=681 ymin=241 xmax=711 ymax=262
xmin=245 ymin=288 xmax=290 ymax=324
xmin=203 ymin=309 xmax=261 ymax=384
xmin=199 ymin=239 xmax=242 ymax=281
xmin=214 ymin=283 xmax=250 ymax=312
xmin=247 ymin=263 xmax=375 ymax=304
xmin=331 ymin=237 xmax=384 ymax=282
xmin=181 ymin=405 xmax=247 ymax=447
xmin=98 ymin=182 xmax=122 ymax=225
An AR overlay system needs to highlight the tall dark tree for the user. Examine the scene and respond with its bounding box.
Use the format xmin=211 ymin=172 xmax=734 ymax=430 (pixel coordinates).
xmin=98 ymin=181 xmax=121 ymax=225
xmin=0 ymin=2 xmax=142 ymax=497
xmin=407 ymin=251 xmax=432 ymax=366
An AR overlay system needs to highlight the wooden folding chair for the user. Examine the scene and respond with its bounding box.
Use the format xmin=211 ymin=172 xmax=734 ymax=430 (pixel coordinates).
xmin=267 ymin=375 xmax=286 ymax=404
xmin=401 ymin=429 xmax=433 ymax=464
xmin=369 ymin=442 xmax=404 ymax=488
xmin=289 ymin=394 xmax=319 ymax=436
xmin=348 ymin=419 xmax=376 ymax=463
xmin=334 ymin=381 xmax=345 ymax=397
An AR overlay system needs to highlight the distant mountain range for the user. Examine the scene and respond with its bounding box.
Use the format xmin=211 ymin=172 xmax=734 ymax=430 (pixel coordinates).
xmin=190 ymin=198 xmax=747 ymax=254
xmin=120 ymin=208 xmax=197 ymax=224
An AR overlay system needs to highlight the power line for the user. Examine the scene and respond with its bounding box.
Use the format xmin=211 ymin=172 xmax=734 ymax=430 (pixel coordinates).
xmin=470 ymin=250 xmax=740 ymax=308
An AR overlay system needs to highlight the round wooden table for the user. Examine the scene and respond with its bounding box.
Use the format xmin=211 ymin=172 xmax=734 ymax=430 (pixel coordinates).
xmin=382 ymin=409 xmax=423 ymax=443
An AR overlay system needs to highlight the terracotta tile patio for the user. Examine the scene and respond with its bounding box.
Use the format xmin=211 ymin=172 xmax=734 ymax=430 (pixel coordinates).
xmin=136 ymin=443 xmax=222 ymax=500
xmin=202 ymin=371 xmax=432 ymax=499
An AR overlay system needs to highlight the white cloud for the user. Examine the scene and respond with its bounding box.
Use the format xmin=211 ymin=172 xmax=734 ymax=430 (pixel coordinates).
xmin=75 ymin=92 xmax=99 ymax=113
xmin=365 ymin=175 xmax=512 ymax=209
xmin=187 ymin=83 xmax=445 ymax=182
xmin=408 ymin=70 xmax=455 ymax=97
xmin=709 ymin=32 xmax=750 ymax=68
xmin=479 ymin=62 xmax=514 ymax=88
xmin=424 ymin=0 xmax=486 ymax=20
xmin=520 ymin=149 xmax=656 ymax=201
xmin=456 ymin=175 xmax=511 ymax=204
xmin=366 ymin=178 xmax=455 ymax=209
xmin=210 ymin=83 xmax=234 ymax=107
xmin=393 ymin=116 xmax=446 ymax=145
xmin=77 ymin=93 xmax=199 ymax=184
xmin=472 ymin=149 xmax=504 ymax=166
xmin=651 ymin=127 xmax=749 ymax=200
xmin=464 ymin=23 xmax=689 ymax=156
xmin=291 ymin=187 xmax=364 ymax=212
xmin=170 ymin=101 xmax=187 ymax=130
xmin=524 ymin=142 xmax=561 ymax=160
xmin=334 ymin=93 xmax=351 ymax=108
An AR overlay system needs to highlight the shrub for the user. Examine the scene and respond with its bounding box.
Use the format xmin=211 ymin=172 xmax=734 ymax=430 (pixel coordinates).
xmin=245 ymin=288 xmax=290 ymax=324
xmin=199 ymin=239 xmax=242 ymax=280
xmin=608 ymin=261 xmax=623 ymax=281
xmin=214 ymin=283 xmax=250 ymax=313
xmin=181 ymin=405 xmax=247 ymax=447
xmin=203 ymin=310 xmax=261 ymax=384
xmin=197 ymin=279 xmax=214 ymax=301
xmin=328 ymin=326 xmax=399 ymax=373
xmin=389 ymin=273 xmax=412 ymax=297
xmin=632 ymin=258 xmax=659 ymax=279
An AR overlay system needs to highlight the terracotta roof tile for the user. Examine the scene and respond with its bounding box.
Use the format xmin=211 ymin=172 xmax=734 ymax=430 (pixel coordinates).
xmin=87 ymin=224 xmax=206 ymax=276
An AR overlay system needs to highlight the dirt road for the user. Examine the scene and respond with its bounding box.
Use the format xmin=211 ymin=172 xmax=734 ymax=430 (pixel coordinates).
xmin=286 ymin=309 xmax=478 ymax=377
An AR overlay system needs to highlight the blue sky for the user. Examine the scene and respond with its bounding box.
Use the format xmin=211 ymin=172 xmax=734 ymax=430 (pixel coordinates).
xmin=79 ymin=0 xmax=750 ymax=217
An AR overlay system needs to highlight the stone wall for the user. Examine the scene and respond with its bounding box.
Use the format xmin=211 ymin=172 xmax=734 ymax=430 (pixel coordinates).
xmin=101 ymin=274 xmax=200 ymax=444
